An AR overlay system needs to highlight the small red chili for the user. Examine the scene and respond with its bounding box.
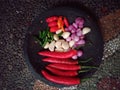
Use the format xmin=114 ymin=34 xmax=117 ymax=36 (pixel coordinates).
xmin=63 ymin=17 xmax=69 ymax=27
xmin=46 ymin=16 xmax=58 ymax=23
xmin=48 ymin=22 xmax=57 ymax=27
xmin=50 ymin=26 xmax=59 ymax=32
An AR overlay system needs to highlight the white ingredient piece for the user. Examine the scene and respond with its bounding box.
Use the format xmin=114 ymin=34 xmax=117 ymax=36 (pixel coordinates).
xmin=55 ymin=41 xmax=62 ymax=49
xmin=61 ymin=32 xmax=70 ymax=39
xmin=49 ymin=41 xmax=55 ymax=51
xmin=44 ymin=42 xmax=49 ymax=49
xmin=82 ymin=27 xmax=91 ymax=35
xmin=53 ymin=34 xmax=59 ymax=41
xmin=62 ymin=41 xmax=69 ymax=50
xmin=55 ymin=48 xmax=64 ymax=52
xmin=56 ymin=29 xmax=62 ymax=34
xmin=69 ymin=40 xmax=75 ymax=47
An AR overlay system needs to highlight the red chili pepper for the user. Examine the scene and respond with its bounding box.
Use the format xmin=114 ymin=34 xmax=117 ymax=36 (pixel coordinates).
xmin=48 ymin=63 xmax=80 ymax=70
xmin=38 ymin=50 xmax=77 ymax=58
xmin=46 ymin=16 xmax=58 ymax=23
xmin=63 ymin=17 xmax=69 ymax=27
xmin=48 ymin=22 xmax=57 ymax=27
xmin=57 ymin=16 xmax=63 ymax=28
xmin=41 ymin=70 xmax=80 ymax=85
xmin=43 ymin=57 xmax=78 ymax=64
xmin=46 ymin=66 xmax=90 ymax=76
xmin=48 ymin=63 xmax=97 ymax=71
xmin=50 ymin=26 xmax=59 ymax=32
xmin=46 ymin=66 xmax=78 ymax=76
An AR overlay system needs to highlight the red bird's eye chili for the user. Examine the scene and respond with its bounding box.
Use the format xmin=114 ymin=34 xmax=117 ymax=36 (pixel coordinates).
xmin=38 ymin=50 xmax=77 ymax=58
xmin=46 ymin=16 xmax=58 ymax=23
xmin=41 ymin=70 xmax=80 ymax=85
xmin=50 ymin=26 xmax=59 ymax=32
xmin=57 ymin=16 xmax=65 ymax=31
xmin=43 ymin=57 xmax=78 ymax=64
xmin=46 ymin=66 xmax=89 ymax=76
xmin=63 ymin=17 xmax=69 ymax=27
xmin=48 ymin=22 xmax=57 ymax=27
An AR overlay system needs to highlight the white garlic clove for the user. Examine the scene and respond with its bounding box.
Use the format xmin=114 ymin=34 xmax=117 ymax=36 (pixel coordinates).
xmin=55 ymin=48 xmax=64 ymax=52
xmin=69 ymin=40 xmax=75 ymax=47
xmin=53 ymin=34 xmax=59 ymax=41
xmin=57 ymin=39 xmax=65 ymax=43
xmin=55 ymin=41 xmax=62 ymax=49
xmin=56 ymin=29 xmax=62 ymax=34
xmin=82 ymin=27 xmax=91 ymax=35
xmin=64 ymin=49 xmax=69 ymax=52
xmin=44 ymin=42 xmax=49 ymax=49
xmin=49 ymin=41 xmax=55 ymax=51
xmin=62 ymin=42 xmax=69 ymax=50
xmin=61 ymin=32 xmax=70 ymax=39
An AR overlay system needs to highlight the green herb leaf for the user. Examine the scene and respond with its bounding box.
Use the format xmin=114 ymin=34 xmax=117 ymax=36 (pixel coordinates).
xmin=34 ymin=28 xmax=54 ymax=47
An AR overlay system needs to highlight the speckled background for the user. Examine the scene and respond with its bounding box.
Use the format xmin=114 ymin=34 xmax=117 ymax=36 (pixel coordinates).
xmin=0 ymin=0 xmax=120 ymax=90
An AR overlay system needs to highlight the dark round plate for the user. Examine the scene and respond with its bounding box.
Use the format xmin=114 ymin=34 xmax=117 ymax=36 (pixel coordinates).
xmin=24 ymin=7 xmax=104 ymax=87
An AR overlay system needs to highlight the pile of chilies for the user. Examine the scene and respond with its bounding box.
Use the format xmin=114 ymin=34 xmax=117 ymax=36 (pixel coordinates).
xmin=37 ymin=16 xmax=96 ymax=85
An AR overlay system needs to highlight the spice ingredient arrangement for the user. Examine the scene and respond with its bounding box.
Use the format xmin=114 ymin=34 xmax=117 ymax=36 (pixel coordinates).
xmin=34 ymin=16 xmax=97 ymax=85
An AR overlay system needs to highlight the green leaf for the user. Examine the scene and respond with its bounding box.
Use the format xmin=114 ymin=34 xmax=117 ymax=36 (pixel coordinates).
xmin=34 ymin=28 xmax=54 ymax=47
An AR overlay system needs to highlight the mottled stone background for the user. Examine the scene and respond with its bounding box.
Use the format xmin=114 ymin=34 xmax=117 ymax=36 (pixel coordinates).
xmin=0 ymin=0 xmax=120 ymax=90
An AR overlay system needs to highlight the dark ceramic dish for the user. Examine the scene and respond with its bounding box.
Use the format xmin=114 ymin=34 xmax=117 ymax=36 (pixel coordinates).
xmin=24 ymin=7 xmax=104 ymax=88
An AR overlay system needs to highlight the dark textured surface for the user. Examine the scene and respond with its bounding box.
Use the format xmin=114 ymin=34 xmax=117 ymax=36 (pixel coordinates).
xmin=0 ymin=0 xmax=120 ymax=90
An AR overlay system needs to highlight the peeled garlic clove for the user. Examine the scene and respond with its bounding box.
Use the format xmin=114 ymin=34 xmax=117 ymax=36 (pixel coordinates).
xmin=55 ymin=41 xmax=62 ymax=49
xmin=57 ymin=39 xmax=65 ymax=43
xmin=64 ymin=49 xmax=69 ymax=52
xmin=61 ymin=32 xmax=70 ymax=39
xmin=62 ymin=42 xmax=69 ymax=50
xmin=82 ymin=27 xmax=91 ymax=35
xmin=49 ymin=41 xmax=55 ymax=51
xmin=69 ymin=40 xmax=75 ymax=47
xmin=53 ymin=34 xmax=59 ymax=41
xmin=55 ymin=48 xmax=64 ymax=52
xmin=44 ymin=42 xmax=49 ymax=49
xmin=56 ymin=29 xmax=62 ymax=34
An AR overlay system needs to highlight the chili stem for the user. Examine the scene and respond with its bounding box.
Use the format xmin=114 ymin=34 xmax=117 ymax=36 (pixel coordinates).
xmin=81 ymin=78 xmax=91 ymax=83
xmin=81 ymin=66 xmax=98 ymax=69
xmin=79 ymin=58 xmax=93 ymax=63
xmin=78 ymin=69 xmax=90 ymax=73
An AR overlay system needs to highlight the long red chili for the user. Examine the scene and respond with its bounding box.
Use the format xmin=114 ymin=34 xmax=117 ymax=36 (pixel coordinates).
xmin=46 ymin=66 xmax=78 ymax=76
xmin=43 ymin=57 xmax=78 ymax=64
xmin=48 ymin=63 xmax=97 ymax=70
xmin=46 ymin=66 xmax=89 ymax=76
xmin=48 ymin=63 xmax=80 ymax=70
xmin=38 ymin=50 xmax=77 ymax=58
xmin=41 ymin=70 xmax=80 ymax=85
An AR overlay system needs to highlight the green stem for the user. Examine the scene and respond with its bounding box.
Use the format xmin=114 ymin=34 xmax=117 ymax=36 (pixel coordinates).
xmin=78 ymin=69 xmax=90 ymax=73
xmin=79 ymin=58 xmax=93 ymax=63
xmin=81 ymin=66 xmax=98 ymax=69
xmin=81 ymin=78 xmax=91 ymax=83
